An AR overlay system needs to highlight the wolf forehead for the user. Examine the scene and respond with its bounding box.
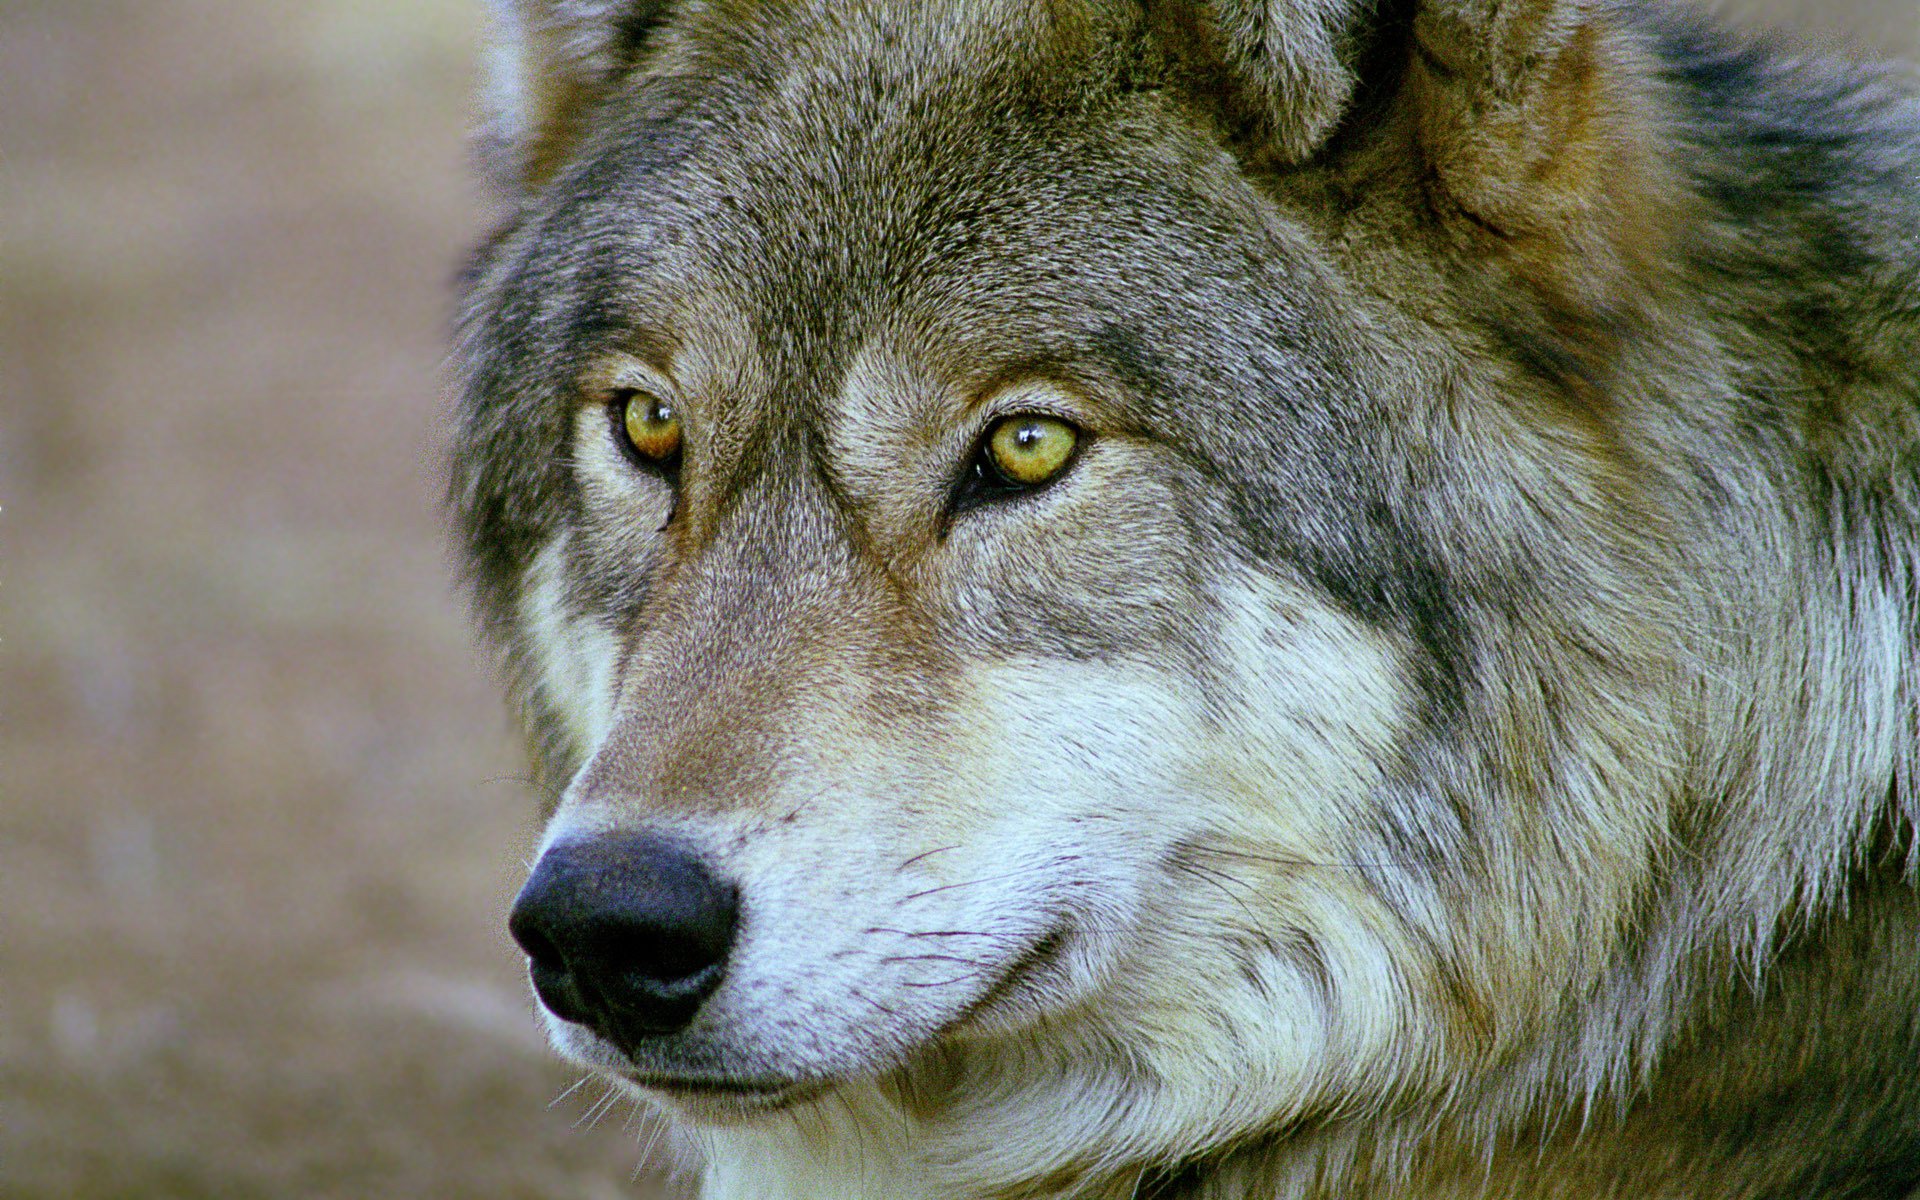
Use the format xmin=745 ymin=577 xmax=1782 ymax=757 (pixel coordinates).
xmin=470 ymin=9 xmax=1357 ymax=378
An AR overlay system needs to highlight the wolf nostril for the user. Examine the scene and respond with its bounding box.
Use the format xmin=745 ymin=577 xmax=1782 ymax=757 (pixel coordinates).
xmin=511 ymin=922 xmax=599 ymax=1028
xmin=509 ymin=834 xmax=739 ymax=1044
xmin=512 ymin=922 xmax=563 ymax=974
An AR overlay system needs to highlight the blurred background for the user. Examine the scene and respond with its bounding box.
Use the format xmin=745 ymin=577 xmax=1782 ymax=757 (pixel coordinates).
xmin=0 ymin=2 xmax=673 ymax=1196
xmin=0 ymin=1 xmax=1913 ymax=1197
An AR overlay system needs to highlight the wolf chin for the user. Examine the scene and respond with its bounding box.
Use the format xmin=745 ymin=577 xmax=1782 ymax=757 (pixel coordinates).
xmin=448 ymin=0 xmax=1920 ymax=1196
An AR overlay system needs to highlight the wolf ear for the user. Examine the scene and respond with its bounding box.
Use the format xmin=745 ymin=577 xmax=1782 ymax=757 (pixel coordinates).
xmin=1210 ymin=0 xmax=1667 ymax=373
xmin=1393 ymin=0 xmax=1627 ymax=236
xmin=1210 ymin=0 xmax=1627 ymax=227
xmin=479 ymin=0 xmax=674 ymax=195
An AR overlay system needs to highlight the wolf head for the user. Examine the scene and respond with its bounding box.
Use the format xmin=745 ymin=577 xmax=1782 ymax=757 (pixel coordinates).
xmin=451 ymin=0 xmax=1917 ymax=1193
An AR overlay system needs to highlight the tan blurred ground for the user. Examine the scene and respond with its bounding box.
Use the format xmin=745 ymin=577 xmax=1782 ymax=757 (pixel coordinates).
xmin=0 ymin=2 xmax=1912 ymax=1198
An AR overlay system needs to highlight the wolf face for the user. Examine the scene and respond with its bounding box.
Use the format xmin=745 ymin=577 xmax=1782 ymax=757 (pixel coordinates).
xmin=451 ymin=2 xmax=1920 ymax=1196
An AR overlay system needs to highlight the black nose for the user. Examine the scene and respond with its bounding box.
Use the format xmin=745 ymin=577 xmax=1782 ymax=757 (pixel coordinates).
xmin=508 ymin=834 xmax=738 ymax=1045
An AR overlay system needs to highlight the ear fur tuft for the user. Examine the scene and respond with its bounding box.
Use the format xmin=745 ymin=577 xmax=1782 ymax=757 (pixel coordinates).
xmin=478 ymin=0 xmax=673 ymax=196
xmin=1205 ymin=0 xmax=1379 ymax=161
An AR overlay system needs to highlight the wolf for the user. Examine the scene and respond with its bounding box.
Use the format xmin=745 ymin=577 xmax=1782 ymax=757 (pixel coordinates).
xmin=447 ymin=0 xmax=1920 ymax=1195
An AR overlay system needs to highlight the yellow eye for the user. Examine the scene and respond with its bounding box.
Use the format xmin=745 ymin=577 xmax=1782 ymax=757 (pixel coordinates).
xmin=986 ymin=415 xmax=1078 ymax=487
xmin=619 ymin=390 xmax=682 ymax=463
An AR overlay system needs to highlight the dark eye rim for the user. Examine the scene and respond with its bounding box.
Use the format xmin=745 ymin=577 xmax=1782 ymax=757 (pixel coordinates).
xmin=947 ymin=413 xmax=1085 ymax=519
xmin=605 ymin=388 xmax=683 ymax=481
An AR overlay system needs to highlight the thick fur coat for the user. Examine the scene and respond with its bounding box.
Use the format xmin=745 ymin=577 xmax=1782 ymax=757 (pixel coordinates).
xmin=449 ymin=0 xmax=1920 ymax=1195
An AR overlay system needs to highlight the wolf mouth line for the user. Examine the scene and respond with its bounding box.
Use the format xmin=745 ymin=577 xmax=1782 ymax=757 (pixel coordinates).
xmin=584 ymin=915 xmax=1075 ymax=1105
xmin=611 ymin=1071 xmax=818 ymax=1114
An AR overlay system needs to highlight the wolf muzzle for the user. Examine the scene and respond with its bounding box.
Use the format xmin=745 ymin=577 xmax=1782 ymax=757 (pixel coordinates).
xmin=509 ymin=835 xmax=739 ymax=1046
